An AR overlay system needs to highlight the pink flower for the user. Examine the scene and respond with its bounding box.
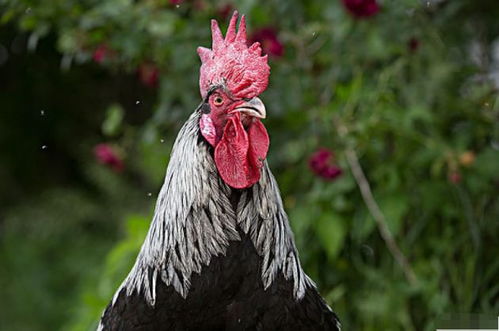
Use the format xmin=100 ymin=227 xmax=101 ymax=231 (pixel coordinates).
xmin=93 ymin=144 xmax=124 ymax=172
xmin=341 ymin=0 xmax=380 ymax=18
xmin=138 ymin=63 xmax=159 ymax=88
xmin=93 ymin=44 xmax=110 ymax=64
xmin=309 ymin=148 xmax=343 ymax=181
xmin=170 ymin=0 xmax=183 ymax=5
xmin=249 ymin=28 xmax=284 ymax=58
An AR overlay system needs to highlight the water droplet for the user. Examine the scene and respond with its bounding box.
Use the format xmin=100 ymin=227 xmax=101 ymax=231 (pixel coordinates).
xmin=175 ymin=4 xmax=180 ymax=8
xmin=40 ymin=110 xmax=45 ymax=116
xmin=41 ymin=145 xmax=47 ymax=150
xmin=135 ymin=100 xmax=141 ymax=105
xmin=160 ymin=139 xmax=165 ymax=143
xmin=147 ymin=192 xmax=152 ymax=197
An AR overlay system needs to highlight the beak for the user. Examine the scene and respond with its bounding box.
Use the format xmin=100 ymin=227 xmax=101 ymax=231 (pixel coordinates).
xmin=233 ymin=97 xmax=266 ymax=119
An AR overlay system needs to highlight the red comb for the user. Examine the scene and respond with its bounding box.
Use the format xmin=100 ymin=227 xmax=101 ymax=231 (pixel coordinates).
xmin=197 ymin=11 xmax=270 ymax=99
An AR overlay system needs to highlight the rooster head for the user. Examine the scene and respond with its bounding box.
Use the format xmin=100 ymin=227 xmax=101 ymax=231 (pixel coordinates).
xmin=197 ymin=11 xmax=270 ymax=189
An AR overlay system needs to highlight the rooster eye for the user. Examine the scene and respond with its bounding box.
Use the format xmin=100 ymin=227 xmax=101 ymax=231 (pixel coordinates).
xmin=213 ymin=96 xmax=224 ymax=106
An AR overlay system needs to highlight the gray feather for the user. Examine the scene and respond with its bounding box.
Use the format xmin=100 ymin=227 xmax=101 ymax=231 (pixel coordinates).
xmin=111 ymin=107 xmax=315 ymax=308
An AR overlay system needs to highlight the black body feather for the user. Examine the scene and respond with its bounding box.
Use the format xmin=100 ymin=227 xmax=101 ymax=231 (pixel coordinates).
xmin=100 ymin=233 xmax=339 ymax=330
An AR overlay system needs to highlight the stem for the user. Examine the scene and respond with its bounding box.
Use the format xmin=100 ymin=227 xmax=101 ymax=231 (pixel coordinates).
xmin=336 ymin=121 xmax=418 ymax=286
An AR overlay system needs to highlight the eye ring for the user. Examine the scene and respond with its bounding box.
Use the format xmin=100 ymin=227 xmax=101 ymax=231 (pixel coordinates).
xmin=213 ymin=96 xmax=224 ymax=106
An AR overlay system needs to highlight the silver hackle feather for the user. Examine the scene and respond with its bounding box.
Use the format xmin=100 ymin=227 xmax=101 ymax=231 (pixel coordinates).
xmin=107 ymin=109 xmax=314 ymax=309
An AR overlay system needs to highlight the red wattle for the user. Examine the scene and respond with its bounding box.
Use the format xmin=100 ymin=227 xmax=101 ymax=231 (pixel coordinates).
xmin=214 ymin=115 xmax=269 ymax=189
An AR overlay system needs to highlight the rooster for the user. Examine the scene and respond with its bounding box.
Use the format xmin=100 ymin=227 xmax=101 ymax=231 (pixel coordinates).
xmin=98 ymin=12 xmax=340 ymax=331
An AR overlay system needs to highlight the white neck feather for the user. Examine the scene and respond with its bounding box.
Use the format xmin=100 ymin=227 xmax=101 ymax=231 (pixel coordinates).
xmin=112 ymin=109 xmax=312 ymax=307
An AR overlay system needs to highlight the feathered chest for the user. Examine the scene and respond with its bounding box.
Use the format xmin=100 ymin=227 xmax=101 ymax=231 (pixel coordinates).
xmin=99 ymin=233 xmax=340 ymax=331
xmin=106 ymin=112 xmax=307 ymax=302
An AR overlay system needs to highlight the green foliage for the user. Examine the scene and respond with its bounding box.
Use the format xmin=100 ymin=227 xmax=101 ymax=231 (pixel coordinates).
xmin=1 ymin=0 xmax=499 ymax=330
xmin=0 ymin=165 xmax=147 ymax=330
xmin=67 ymin=215 xmax=150 ymax=331
xmin=102 ymin=104 xmax=125 ymax=137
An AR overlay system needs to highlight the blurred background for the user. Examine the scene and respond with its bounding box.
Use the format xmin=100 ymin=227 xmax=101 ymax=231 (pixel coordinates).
xmin=1 ymin=0 xmax=498 ymax=330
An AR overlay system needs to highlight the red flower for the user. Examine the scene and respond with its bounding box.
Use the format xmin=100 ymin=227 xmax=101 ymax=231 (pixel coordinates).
xmin=309 ymin=148 xmax=343 ymax=181
xmin=341 ymin=0 xmax=380 ymax=18
xmin=170 ymin=0 xmax=183 ymax=5
xmin=93 ymin=144 xmax=124 ymax=172
xmin=93 ymin=44 xmax=110 ymax=64
xmin=138 ymin=63 xmax=160 ymax=88
xmin=249 ymin=28 xmax=284 ymax=58
xmin=408 ymin=37 xmax=420 ymax=52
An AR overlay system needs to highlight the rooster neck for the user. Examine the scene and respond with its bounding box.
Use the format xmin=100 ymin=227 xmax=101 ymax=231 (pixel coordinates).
xmin=112 ymin=106 xmax=312 ymax=308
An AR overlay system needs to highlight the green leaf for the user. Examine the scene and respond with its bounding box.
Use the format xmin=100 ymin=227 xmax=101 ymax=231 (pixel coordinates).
xmin=147 ymin=12 xmax=174 ymax=38
xmin=1 ymin=8 xmax=16 ymax=24
xmin=473 ymin=148 xmax=499 ymax=179
xmin=314 ymin=211 xmax=347 ymax=260
xmin=101 ymin=103 xmax=124 ymax=137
